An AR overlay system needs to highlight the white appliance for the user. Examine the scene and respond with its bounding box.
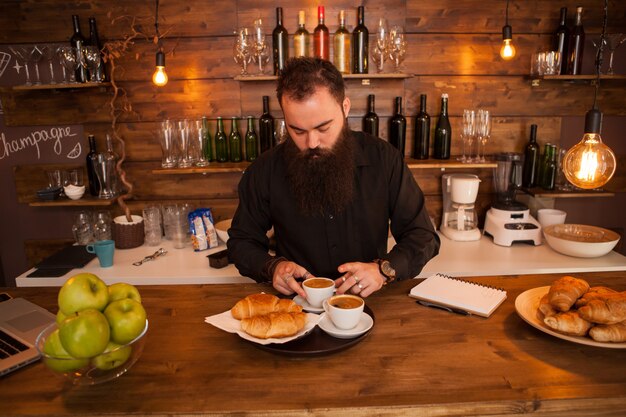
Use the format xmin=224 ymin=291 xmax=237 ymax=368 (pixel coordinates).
xmin=440 ymin=174 xmax=481 ymax=241
xmin=483 ymin=153 xmax=542 ymax=246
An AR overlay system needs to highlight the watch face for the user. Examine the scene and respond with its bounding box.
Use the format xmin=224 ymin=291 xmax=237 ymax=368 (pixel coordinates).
xmin=381 ymin=261 xmax=395 ymax=277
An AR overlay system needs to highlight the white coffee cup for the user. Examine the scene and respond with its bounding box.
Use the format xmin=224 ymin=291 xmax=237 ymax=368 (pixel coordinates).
xmin=537 ymin=209 xmax=567 ymax=228
xmin=323 ymin=294 xmax=365 ymax=330
xmin=302 ymin=277 xmax=335 ymax=308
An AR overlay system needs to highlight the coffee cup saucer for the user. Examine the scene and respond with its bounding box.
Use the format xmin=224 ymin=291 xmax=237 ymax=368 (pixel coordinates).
xmin=318 ymin=312 xmax=374 ymax=339
xmin=293 ymin=295 xmax=324 ymax=313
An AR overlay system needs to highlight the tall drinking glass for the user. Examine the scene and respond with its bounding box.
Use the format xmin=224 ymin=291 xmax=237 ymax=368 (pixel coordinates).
xmin=159 ymin=119 xmax=178 ymax=168
xmin=192 ymin=119 xmax=210 ymax=167
xmin=176 ymin=119 xmax=194 ymax=168
xmin=459 ymin=109 xmax=476 ymax=162
xmin=476 ymin=109 xmax=491 ymax=163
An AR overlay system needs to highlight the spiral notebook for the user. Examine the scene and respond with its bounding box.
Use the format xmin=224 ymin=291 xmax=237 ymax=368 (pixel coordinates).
xmin=409 ymin=274 xmax=507 ymax=318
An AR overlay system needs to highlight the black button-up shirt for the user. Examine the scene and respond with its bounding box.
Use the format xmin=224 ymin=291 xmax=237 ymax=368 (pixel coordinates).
xmin=227 ymin=130 xmax=440 ymax=282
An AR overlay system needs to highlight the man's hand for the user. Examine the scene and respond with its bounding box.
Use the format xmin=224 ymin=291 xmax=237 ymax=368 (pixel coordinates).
xmin=272 ymin=260 xmax=311 ymax=298
xmin=335 ymin=262 xmax=385 ymax=298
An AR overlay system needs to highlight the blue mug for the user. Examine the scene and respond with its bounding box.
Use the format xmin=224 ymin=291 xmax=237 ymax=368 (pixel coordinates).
xmin=86 ymin=240 xmax=115 ymax=268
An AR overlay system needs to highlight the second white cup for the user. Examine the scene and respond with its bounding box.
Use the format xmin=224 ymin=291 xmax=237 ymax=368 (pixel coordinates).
xmin=323 ymin=294 xmax=365 ymax=330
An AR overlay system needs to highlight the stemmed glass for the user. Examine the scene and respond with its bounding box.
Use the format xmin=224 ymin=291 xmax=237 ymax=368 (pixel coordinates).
xmin=459 ymin=109 xmax=476 ymax=163
xmin=475 ymin=109 xmax=491 ymax=163
xmin=274 ymin=120 xmax=288 ymax=145
xmin=28 ymin=46 xmax=43 ymax=85
xmin=233 ymin=27 xmax=253 ymax=76
xmin=371 ymin=18 xmax=389 ymax=73
xmin=41 ymin=45 xmax=57 ymax=84
xmin=9 ymin=46 xmax=32 ymax=86
xmin=387 ymin=26 xmax=407 ymax=72
xmin=251 ymin=19 xmax=270 ymax=74
xmin=57 ymin=46 xmax=78 ymax=83
xmin=605 ymin=33 xmax=626 ymax=75
xmin=83 ymin=45 xmax=103 ymax=82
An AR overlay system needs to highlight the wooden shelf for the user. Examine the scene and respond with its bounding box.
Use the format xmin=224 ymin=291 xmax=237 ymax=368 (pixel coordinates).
xmin=4 ymin=82 xmax=111 ymax=91
xmin=28 ymin=196 xmax=117 ymax=207
xmin=521 ymin=187 xmax=615 ymax=198
xmin=234 ymin=73 xmax=411 ymax=81
xmin=406 ymin=158 xmax=496 ymax=169
xmin=530 ymin=74 xmax=626 ymax=86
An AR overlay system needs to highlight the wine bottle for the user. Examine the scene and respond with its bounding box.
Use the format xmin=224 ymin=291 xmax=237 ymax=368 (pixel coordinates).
xmin=362 ymin=94 xmax=379 ymax=137
xmin=433 ymin=93 xmax=451 ymax=160
xmin=352 ymin=6 xmax=369 ymax=74
xmin=541 ymin=144 xmax=557 ymax=190
xmin=294 ymin=10 xmax=310 ymax=58
xmin=272 ymin=7 xmax=289 ymax=75
xmin=215 ymin=117 xmax=228 ymax=163
xmin=105 ymin=134 xmax=119 ymax=196
xmin=245 ymin=116 xmax=259 ymax=162
xmin=86 ymin=134 xmax=99 ymax=196
xmin=229 ymin=118 xmax=242 ymax=162
xmin=568 ymin=6 xmax=585 ymax=75
xmin=413 ymin=94 xmax=430 ymax=160
xmin=553 ymin=7 xmax=569 ymax=76
xmin=388 ymin=97 xmax=406 ymax=156
xmin=70 ymin=15 xmax=89 ymax=83
xmin=314 ymin=6 xmax=330 ymax=60
xmin=202 ymin=116 xmax=213 ymax=162
xmin=333 ymin=10 xmax=351 ymax=74
xmin=259 ymin=96 xmax=274 ymax=153
xmin=522 ymin=124 xmax=540 ymax=188
xmin=537 ymin=143 xmax=551 ymax=189
xmin=88 ymin=17 xmax=105 ymax=82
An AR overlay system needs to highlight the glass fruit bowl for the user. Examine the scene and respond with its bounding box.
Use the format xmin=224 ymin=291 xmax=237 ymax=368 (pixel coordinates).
xmin=35 ymin=319 xmax=148 ymax=385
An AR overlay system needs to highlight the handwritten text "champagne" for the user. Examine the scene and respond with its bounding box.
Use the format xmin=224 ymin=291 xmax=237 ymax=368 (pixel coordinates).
xmin=0 ymin=126 xmax=77 ymax=160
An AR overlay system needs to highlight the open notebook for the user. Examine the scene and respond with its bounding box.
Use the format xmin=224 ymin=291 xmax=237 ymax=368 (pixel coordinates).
xmin=409 ymin=274 xmax=507 ymax=318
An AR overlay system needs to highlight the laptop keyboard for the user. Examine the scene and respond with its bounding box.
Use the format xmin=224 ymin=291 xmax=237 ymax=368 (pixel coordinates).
xmin=0 ymin=329 xmax=29 ymax=359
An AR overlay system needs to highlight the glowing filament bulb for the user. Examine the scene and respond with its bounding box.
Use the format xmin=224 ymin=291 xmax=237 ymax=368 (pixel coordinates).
xmin=152 ymin=51 xmax=168 ymax=87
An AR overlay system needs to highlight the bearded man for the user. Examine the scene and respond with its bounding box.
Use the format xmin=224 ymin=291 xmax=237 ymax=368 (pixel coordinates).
xmin=227 ymin=57 xmax=439 ymax=299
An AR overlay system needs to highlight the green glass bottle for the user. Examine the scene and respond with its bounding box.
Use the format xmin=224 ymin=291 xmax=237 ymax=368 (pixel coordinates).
xmin=202 ymin=116 xmax=213 ymax=162
xmin=541 ymin=144 xmax=557 ymax=190
xmin=245 ymin=116 xmax=258 ymax=162
xmin=214 ymin=117 xmax=228 ymax=163
xmin=433 ymin=93 xmax=451 ymax=160
xmin=229 ymin=117 xmax=242 ymax=162
xmin=537 ymin=143 xmax=551 ymax=188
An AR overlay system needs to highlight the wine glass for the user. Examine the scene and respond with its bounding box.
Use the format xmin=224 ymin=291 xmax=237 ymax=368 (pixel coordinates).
xmin=233 ymin=27 xmax=252 ymax=76
xmin=605 ymin=33 xmax=626 ymax=75
xmin=459 ymin=109 xmax=476 ymax=163
xmin=41 ymin=45 xmax=57 ymax=84
xmin=274 ymin=120 xmax=288 ymax=145
xmin=251 ymin=19 xmax=270 ymax=74
xmin=83 ymin=45 xmax=103 ymax=82
xmin=9 ymin=46 xmax=32 ymax=86
xmin=475 ymin=109 xmax=491 ymax=163
xmin=387 ymin=26 xmax=407 ymax=72
xmin=28 ymin=46 xmax=43 ymax=85
xmin=57 ymin=46 xmax=78 ymax=83
xmin=371 ymin=18 xmax=389 ymax=73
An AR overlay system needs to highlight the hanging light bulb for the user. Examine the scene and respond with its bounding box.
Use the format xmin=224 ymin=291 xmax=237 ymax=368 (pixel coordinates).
xmin=500 ymin=24 xmax=516 ymax=60
xmin=152 ymin=50 xmax=168 ymax=87
xmin=563 ymin=108 xmax=616 ymax=189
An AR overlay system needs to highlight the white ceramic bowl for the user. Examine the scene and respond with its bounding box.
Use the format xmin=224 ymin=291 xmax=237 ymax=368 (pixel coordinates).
xmin=543 ymin=224 xmax=620 ymax=258
xmin=64 ymin=185 xmax=85 ymax=200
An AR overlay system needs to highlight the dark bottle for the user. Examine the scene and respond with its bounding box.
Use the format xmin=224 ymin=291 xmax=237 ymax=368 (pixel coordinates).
xmin=568 ymin=6 xmax=585 ymax=75
xmin=86 ymin=134 xmax=100 ymax=196
xmin=553 ymin=7 xmax=569 ymax=75
xmin=433 ymin=93 xmax=451 ymax=159
xmin=362 ymin=94 xmax=379 ymax=137
xmin=352 ymin=6 xmax=369 ymax=74
xmin=388 ymin=97 xmax=406 ymax=156
xmin=70 ymin=15 xmax=89 ymax=83
xmin=272 ymin=7 xmax=289 ymax=75
xmin=314 ymin=6 xmax=330 ymax=60
xmin=214 ymin=117 xmax=228 ymax=163
xmin=541 ymin=144 xmax=557 ymax=190
xmin=537 ymin=143 xmax=552 ymax=189
xmin=259 ymin=96 xmax=274 ymax=153
xmin=413 ymin=94 xmax=430 ymax=160
xmin=293 ymin=10 xmax=310 ymax=58
xmin=245 ymin=116 xmax=258 ymax=162
xmin=229 ymin=117 xmax=242 ymax=162
xmin=522 ymin=124 xmax=540 ymax=188
xmin=88 ymin=17 xmax=105 ymax=82
xmin=202 ymin=116 xmax=213 ymax=162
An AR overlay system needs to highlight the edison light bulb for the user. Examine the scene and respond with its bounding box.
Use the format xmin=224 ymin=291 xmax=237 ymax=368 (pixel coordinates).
xmin=500 ymin=25 xmax=516 ymax=60
xmin=152 ymin=51 xmax=168 ymax=87
xmin=563 ymin=132 xmax=616 ymax=189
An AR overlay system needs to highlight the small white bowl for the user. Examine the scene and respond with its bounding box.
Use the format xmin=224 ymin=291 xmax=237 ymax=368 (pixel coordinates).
xmin=543 ymin=224 xmax=620 ymax=258
xmin=64 ymin=185 xmax=85 ymax=200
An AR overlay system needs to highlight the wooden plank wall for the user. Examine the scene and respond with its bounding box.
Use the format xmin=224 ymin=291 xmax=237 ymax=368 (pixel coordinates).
xmin=2 ymin=0 xmax=626 ymax=229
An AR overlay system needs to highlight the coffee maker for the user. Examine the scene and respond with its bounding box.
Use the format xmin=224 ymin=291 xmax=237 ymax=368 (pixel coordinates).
xmin=440 ymin=174 xmax=481 ymax=241
xmin=484 ymin=152 xmax=542 ymax=246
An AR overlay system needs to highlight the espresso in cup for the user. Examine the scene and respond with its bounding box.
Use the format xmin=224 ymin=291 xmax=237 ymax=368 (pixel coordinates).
xmin=323 ymin=294 xmax=365 ymax=330
xmin=303 ymin=277 xmax=335 ymax=308
xmin=329 ymin=296 xmax=363 ymax=309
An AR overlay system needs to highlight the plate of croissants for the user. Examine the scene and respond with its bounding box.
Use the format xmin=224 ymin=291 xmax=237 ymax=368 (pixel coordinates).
xmin=515 ymin=276 xmax=626 ymax=348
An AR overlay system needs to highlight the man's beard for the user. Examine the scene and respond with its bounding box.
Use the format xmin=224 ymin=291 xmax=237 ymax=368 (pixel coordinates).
xmin=283 ymin=123 xmax=356 ymax=217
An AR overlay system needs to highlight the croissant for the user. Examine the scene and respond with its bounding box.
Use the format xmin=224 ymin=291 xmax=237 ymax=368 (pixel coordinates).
xmin=538 ymin=294 xmax=558 ymax=318
xmin=231 ymin=293 xmax=302 ymax=320
xmin=543 ymin=311 xmax=592 ymax=337
xmin=574 ymin=286 xmax=618 ymax=308
xmin=589 ymin=321 xmax=626 ymax=343
xmin=241 ymin=312 xmax=307 ymax=339
xmin=548 ymin=276 xmax=590 ymax=312
xmin=578 ymin=294 xmax=626 ymax=325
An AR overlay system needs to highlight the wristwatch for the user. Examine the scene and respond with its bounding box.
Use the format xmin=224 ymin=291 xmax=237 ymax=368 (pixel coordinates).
xmin=374 ymin=259 xmax=396 ymax=285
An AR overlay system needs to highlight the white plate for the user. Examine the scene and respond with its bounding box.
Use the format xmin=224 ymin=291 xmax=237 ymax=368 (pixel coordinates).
xmin=514 ymin=286 xmax=626 ymax=349
xmin=293 ymin=295 xmax=324 ymax=313
xmin=318 ymin=312 xmax=374 ymax=339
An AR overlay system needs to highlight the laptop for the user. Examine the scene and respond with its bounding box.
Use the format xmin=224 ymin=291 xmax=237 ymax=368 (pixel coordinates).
xmin=0 ymin=297 xmax=56 ymax=376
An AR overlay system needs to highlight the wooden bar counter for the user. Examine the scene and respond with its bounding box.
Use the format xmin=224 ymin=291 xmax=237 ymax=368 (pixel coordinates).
xmin=1 ymin=272 xmax=625 ymax=416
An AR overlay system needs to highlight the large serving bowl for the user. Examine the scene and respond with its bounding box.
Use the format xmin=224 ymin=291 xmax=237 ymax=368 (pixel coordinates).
xmin=35 ymin=320 xmax=148 ymax=385
xmin=543 ymin=224 xmax=620 ymax=258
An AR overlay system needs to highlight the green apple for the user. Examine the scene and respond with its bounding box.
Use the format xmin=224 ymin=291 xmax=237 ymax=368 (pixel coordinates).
xmin=92 ymin=341 xmax=132 ymax=370
xmin=104 ymin=299 xmax=147 ymax=345
xmin=59 ymin=309 xmax=110 ymax=358
xmin=108 ymin=282 xmax=142 ymax=304
xmin=42 ymin=328 xmax=89 ymax=373
xmin=58 ymin=273 xmax=109 ymax=315
xmin=55 ymin=310 xmax=67 ymax=326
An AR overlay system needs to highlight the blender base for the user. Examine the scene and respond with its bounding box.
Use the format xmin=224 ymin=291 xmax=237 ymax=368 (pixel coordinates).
xmin=483 ymin=207 xmax=542 ymax=247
